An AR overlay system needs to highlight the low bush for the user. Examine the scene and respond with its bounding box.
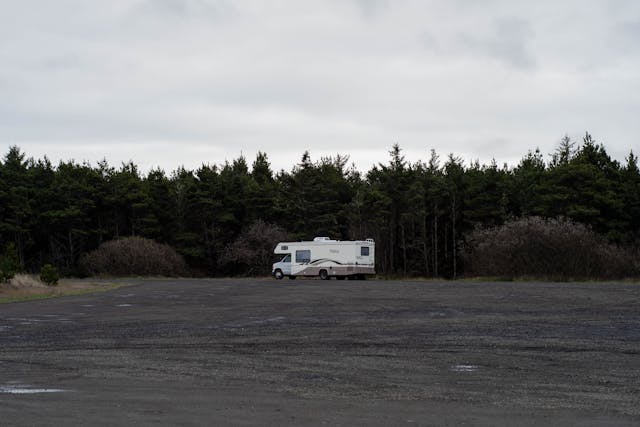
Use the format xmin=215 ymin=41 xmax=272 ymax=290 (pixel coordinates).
xmin=463 ymin=217 xmax=639 ymax=280
xmin=79 ymin=237 xmax=187 ymax=277
xmin=40 ymin=264 xmax=60 ymax=286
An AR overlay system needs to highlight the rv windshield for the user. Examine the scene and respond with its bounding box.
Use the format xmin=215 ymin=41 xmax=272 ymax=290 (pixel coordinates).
xmin=280 ymin=254 xmax=291 ymax=263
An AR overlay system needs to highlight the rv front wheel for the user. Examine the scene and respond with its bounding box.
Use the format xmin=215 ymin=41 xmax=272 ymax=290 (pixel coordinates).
xmin=274 ymin=269 xmax=284 ymax=280
xmin=319 ymin=269 xmax=329 ymax=280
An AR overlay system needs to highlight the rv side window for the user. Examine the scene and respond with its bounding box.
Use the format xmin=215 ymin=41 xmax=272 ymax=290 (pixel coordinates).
xmin=282 ymin=254 xmax=291 ymax=263
xmin=296 ymin=250 xmax=311 ymax=263
xmin=361 ymin=247 xmax=370 ymax=256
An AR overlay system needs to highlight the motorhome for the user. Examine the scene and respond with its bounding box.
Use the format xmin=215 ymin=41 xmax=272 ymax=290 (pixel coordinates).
xmin=272 ymin=237 xmax=375 ymax=280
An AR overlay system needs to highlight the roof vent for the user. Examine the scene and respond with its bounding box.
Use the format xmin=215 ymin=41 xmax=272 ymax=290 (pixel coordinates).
xmin=313 ymin=237 xmax=333 ymax=242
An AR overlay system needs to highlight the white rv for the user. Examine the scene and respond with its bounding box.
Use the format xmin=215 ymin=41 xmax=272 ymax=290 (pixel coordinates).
xmin=272 ymin=237 xmax=375 ymax=280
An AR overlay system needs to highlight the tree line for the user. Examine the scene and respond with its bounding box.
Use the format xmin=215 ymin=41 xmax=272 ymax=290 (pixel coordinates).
xmin=0 ymin=132 xmax=638 ymax=277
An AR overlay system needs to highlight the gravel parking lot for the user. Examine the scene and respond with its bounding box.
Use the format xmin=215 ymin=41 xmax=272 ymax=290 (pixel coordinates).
xmin=1 ymin=278 xmax=639 ymax=426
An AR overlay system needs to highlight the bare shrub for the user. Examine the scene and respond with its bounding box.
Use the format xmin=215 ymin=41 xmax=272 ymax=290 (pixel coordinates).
xmin=79 ymin=237 xmax=187 ymax=277
xmin=220 ymin=220 xmax=291 ymax=276
xmin=463 ymin=217 xmax=639 ymax=280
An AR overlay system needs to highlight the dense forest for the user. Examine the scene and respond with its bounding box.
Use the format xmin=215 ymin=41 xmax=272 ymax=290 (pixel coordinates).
xmin=0 ymin=132 xmax=639 ymax=278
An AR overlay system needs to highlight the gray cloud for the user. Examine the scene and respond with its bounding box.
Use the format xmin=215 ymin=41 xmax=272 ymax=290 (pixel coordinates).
xmin=0 ymin=0 xmax=639 ymax=173
xmin=355 ymin=0 xmax=389 ymax=19
xmin=454 ymin=17 xmax=535 ymax=68
xmin=127 ymin=0 xmax=235 ymax=26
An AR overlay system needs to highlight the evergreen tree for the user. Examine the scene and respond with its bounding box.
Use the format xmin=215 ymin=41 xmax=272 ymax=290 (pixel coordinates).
xmin=170 ymin=167 xmax=204 ymax=269
xmin=144 ymin=168 xmax=175 ymax=243
xmin=0 ymin=146 xmax=32 ymax=266
xmin=45 ymin=161 xmax=100 ymax=271
xmin=510 ymin=148 xmax=545 ymax=217
xmin=621 ymin=151 xmax=640 ymax=247
xmin=443 ymin=154 xmax=465 ymax=278
xmin=107 ymin=162 xmax=149 ymax=238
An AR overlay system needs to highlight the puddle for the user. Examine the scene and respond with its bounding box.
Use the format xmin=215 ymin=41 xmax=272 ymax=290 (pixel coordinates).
xmin=116 ymin=304 xmax=133 ymax=307
xmin=80 ymin=304 xmax=94 ymax=308
xmin=450 ymin=364 xmax=479 ymax=372
xmin=0 ymin=385 xmax=68 ymax=394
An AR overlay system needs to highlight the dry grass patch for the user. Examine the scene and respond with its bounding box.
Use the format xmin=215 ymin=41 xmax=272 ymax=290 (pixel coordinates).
xmin=8 ymin=273 xmax=48 ymax=288
xmin=0 ymin=274 xmax=125 ymax=303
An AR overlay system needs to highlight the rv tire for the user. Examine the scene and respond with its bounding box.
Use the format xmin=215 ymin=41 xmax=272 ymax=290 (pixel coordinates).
xmin=274 ymin=270 xmax=284 ymax=280
xmin=319 ymin=269 xmax=329 ymax=280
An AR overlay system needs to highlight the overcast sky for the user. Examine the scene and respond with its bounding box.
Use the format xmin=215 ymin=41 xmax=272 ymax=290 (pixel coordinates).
xmin=1 ymin=0 xmax=639 ymax=173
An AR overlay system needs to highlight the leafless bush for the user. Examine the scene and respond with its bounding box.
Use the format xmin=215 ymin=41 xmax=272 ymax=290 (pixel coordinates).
xmin=220 ymin=220 xmax=291 ymax=276
xmin=79 ymin=237 xmax=187 ymax=277
xmin=463 ymin=217 xmax=639 ymax=280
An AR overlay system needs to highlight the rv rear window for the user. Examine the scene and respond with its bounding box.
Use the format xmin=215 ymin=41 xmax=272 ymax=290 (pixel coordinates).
xmin=296 ymin=250 xmax=311 ymax=263
xmin=361 ymin=246 xmax=370 ymax=256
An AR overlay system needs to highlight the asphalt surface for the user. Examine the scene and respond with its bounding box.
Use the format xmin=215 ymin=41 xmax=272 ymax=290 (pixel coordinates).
xmin=1 ymin=278 xmax=639 ymax=426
